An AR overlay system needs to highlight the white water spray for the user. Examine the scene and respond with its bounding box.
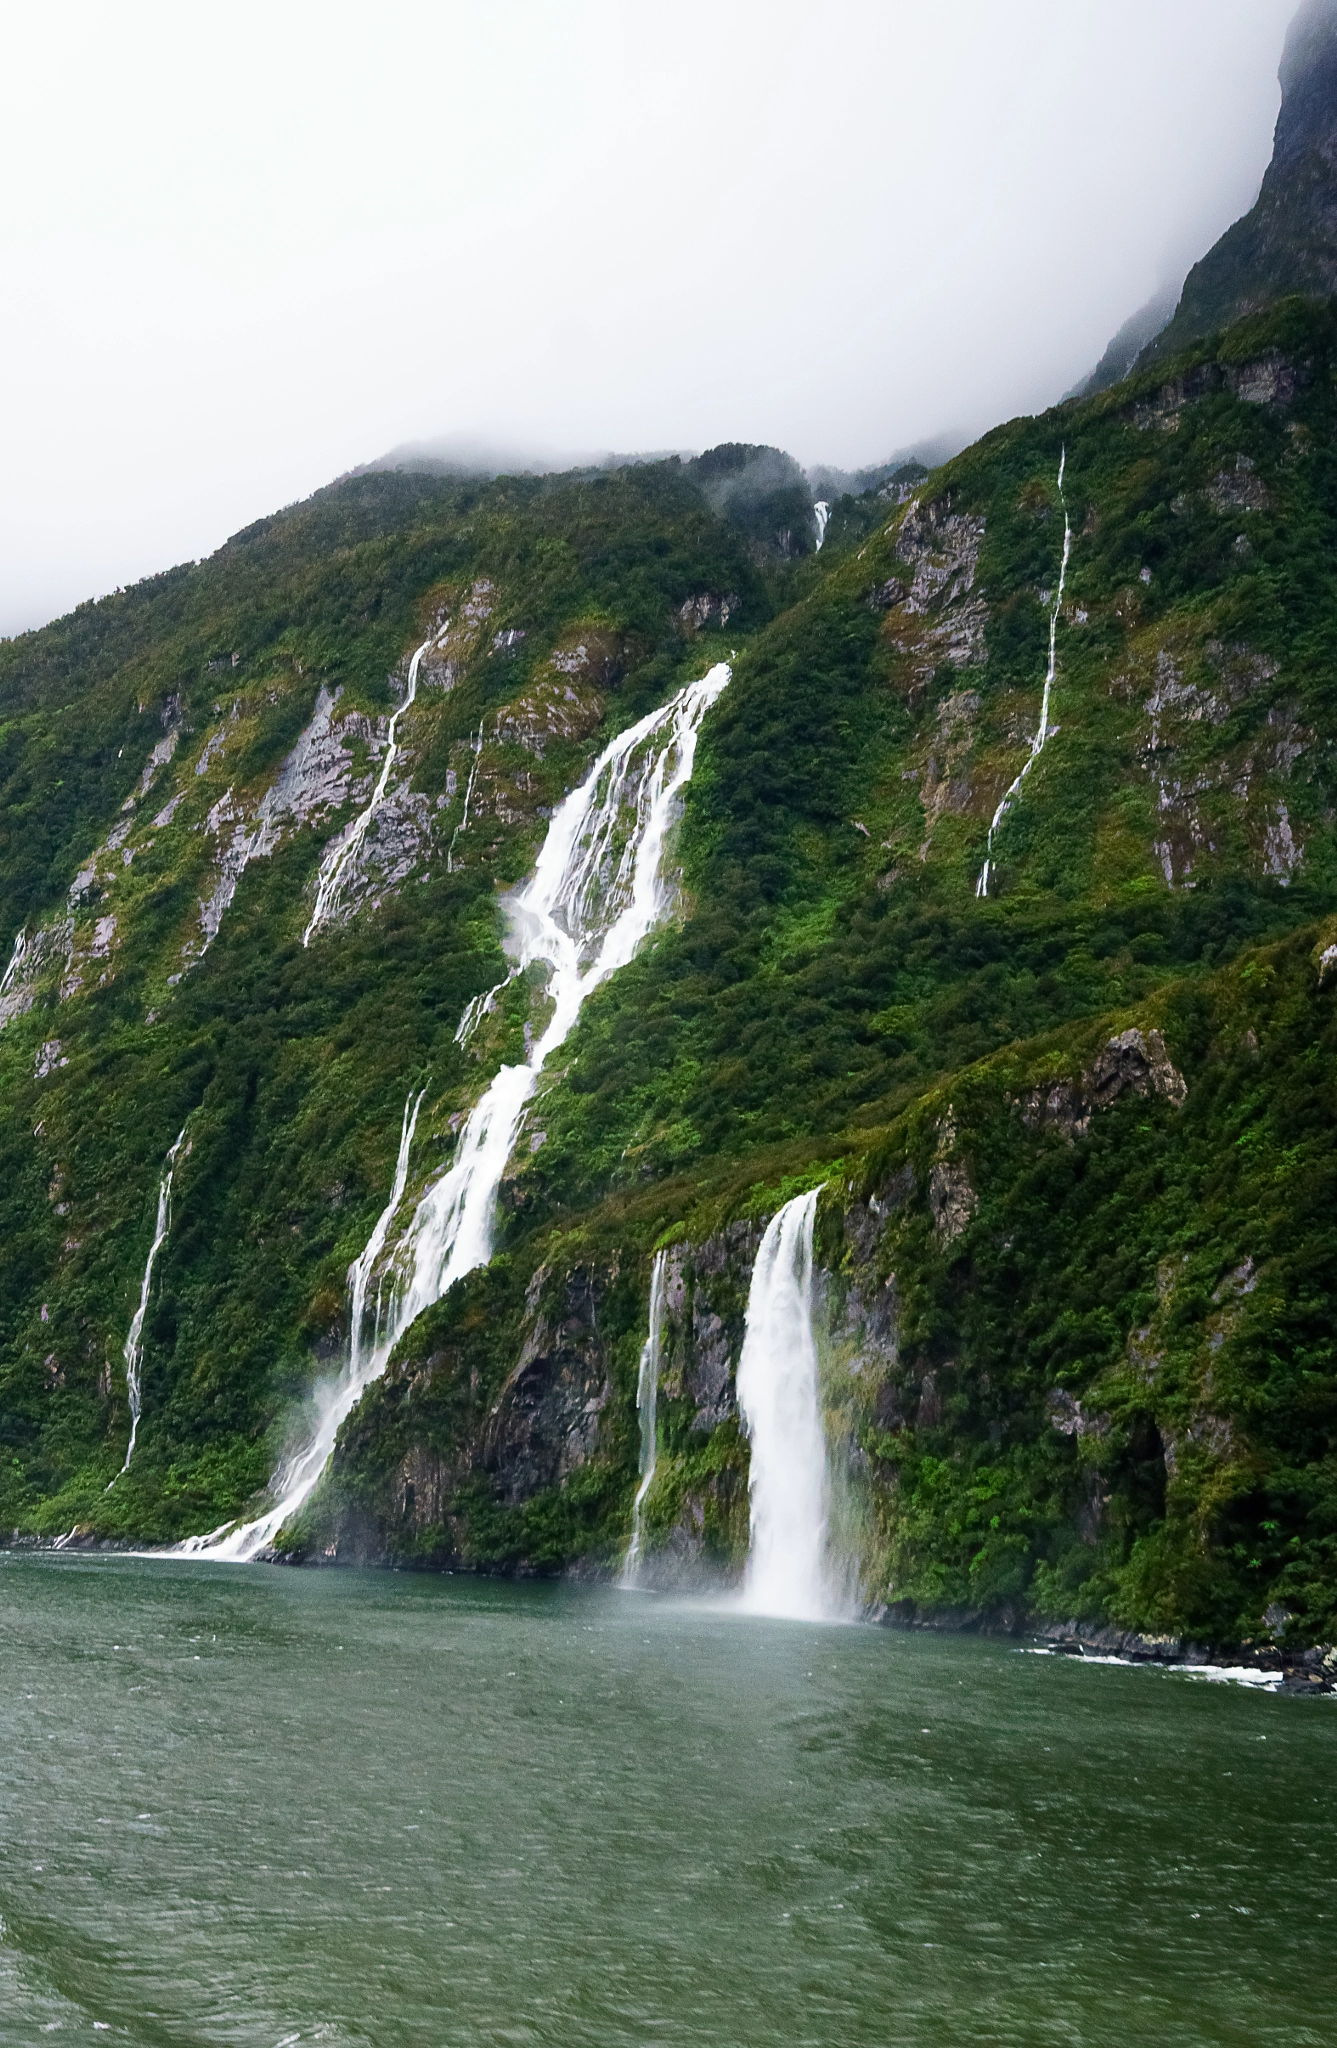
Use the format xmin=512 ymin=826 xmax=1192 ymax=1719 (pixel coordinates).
xmin=453 ymin=970 xmax=515 ymax=1049
xmin=189 ymin=664 xmax=729 ymax=1558
xmin=735 ymin=1190 xmax=835 ymax=1621
xmin=1 ymin=927 xmax=26 ymax=995
xmin=180 ymin=1089 xmax=425 ymax=1558
xmin=621 ymin=1250 xmax=668 ymax=1587
xmin=111 ymin=1129 xmax=186 ymax=1482
xmin=388 ymin=662 xmax=729 ymax=1323
xmin=813 ymin=501 xmax=831 ymax=551
xmin=976 ymin=451 xmax=1073 ymax=899
xmin=303 ymin=626 xmax=445 ymax=945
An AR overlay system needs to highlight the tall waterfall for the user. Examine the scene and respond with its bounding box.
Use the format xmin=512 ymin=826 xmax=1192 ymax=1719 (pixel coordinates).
xmin=976 ymin=449 xmax=1073 ymax=899
xmin=813 ymin=501 xmax=831 ymax=551
xmin=110 ymin=1129 xmax=186 ymax=1483
xmin=303 ymin=624 xmax=446 ymax=945
xmin=621 ymin=1251 xmax=668 ymax=1587
xmin=735 ymin=1190 xmax=834 ymax=1620
xmin=187 ymin=663 xmax=730 ymax=1559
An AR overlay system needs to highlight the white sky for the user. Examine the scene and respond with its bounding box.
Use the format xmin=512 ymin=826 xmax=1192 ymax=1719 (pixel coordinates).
xmin=0 ymin=0 xmax=1296 ymax=637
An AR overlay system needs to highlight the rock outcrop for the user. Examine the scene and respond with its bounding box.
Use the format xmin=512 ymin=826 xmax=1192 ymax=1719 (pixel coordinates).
xmin=1145 ymin=1 xmax=1337 ymax=359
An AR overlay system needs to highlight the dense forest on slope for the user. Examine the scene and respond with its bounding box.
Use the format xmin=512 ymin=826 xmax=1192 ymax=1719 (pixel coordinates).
xmin=3 ymin=298 xmax=1337 ymax=1651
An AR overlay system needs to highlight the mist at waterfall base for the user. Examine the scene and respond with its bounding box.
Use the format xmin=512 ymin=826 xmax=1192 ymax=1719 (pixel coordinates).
xmin=2 ymin=1554 xmax=1331 ymax=2048
xmin=185 ymin=665 xmax=730 ymax=1560
xmin=734 ymin=1191 xmax=850 ymax=1623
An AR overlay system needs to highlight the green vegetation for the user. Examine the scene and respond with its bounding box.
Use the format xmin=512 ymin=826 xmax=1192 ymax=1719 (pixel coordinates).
xmin=4 ymin=302 xmax=1337 ymax=1652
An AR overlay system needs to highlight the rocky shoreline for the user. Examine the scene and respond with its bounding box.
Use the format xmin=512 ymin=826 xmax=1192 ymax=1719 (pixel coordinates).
xmin=873 ymin=1599 xmax=1337 ymax=1694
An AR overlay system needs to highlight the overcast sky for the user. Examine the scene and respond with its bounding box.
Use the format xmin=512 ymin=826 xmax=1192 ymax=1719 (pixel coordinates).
xmin=0 ymin=0 xmax=1297 ymax=637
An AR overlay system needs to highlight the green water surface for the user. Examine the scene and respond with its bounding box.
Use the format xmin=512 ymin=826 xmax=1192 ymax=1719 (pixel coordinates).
xmin=0 ymin=1554 xmax=1332 ymax=2046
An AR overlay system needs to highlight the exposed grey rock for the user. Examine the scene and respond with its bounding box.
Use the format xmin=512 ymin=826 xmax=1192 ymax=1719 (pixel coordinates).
xmin=493 ymin=674 xmax=604 ymax=760
xmin=196 ymin=687 xmax=382 ymax=952
xmin=487 ymin=1268 xmax=611 ymax=1502
xmin=1204 ymin=455 xmax=1271 ymax=514
xmin=929 ymin=1160 xmax=976 ymax=1243
xmin=679 ymin=591 xmax=740 ymax=632
xmin=1084 ymin=1028 xmax=1187 ymax=1111
xmin=895 ymin=500 xmax=989 ymax=670
xmin=1047 ymin=1389 xmax=1111 ymax=1439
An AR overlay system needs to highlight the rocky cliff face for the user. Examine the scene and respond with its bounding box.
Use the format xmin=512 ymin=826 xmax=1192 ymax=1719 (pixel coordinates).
xmin=1146 ymin=0 xmax=1337 ymax=359
xmin=4 ymin=297 xmax=1337 ymax=1652
xmin=293 ymin=924 xmax=1337 ymax=1659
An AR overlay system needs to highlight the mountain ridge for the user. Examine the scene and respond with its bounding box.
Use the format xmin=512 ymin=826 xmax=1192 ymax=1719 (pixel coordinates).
xmin=6 ymin=0 xmax=1337 ymax=1655
xmin=2 ymin=289 xmax=1336 ymax=1658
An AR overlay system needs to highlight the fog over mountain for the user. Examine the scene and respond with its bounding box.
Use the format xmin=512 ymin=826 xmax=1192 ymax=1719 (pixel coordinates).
xmin=0 ymin=0 xmax=1295 ymax=637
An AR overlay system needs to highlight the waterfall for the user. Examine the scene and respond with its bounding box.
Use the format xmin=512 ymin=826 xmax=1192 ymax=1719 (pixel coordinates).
xmin=735 ymin=1189 xmax=834 ymax=1620
xmin=621 ymin=1251 xmax=668 ymax=1587
xmin=446 ymin=722 xmax=486 ymax=873
xmin=303 ymin=624 xmax=446 ymax=945
xmin=813 ymin=501 xmax=831 ymax=551
xmin=1 ymin=926 xmax=26 ymax=994
xmin=975 ymin=450 xmax=1073 ymax=899
xmin=186 ymin=662 xmax=729 ymax=1558
xmin=385 ymin=663 xmax=729 ymax=1322
xmin=109 ymin=1129 xmax=186 ymax=1484
xmin=179 ymin=1089 xmax=424 ymax=1559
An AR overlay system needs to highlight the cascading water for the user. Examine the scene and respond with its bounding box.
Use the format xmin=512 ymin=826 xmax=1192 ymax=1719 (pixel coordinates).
xmin=975 ymin=450 xmax=1073 ymax=899
xmin=620 ymin=1250 xmax=668 ymax=1587
xmin=385 ymin=662 xmax=729 ymax=1325
xmin=735 ymin=1189 xmax=835 ymax=1621
xmin=110 ymin=1129 xmax=186 ymax=1483
xmin=188 ymin=662 xmax=730 ymax=1558
xmin=1 ymin=926 xmax=26 ymax=994
xmin=180 ymin=1089 xmax=425 ymax=1559
xmin=446 ymin=722 xmax=486 ymax=873
xmin=303 ymin=624 xmax=446 ymax=945
xmin=813 ymin=501 xmax=831 ymax=551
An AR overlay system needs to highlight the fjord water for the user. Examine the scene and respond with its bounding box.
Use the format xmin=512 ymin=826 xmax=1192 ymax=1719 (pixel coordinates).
xmin=2 ymin=1556 xmax=1333 ymax=2048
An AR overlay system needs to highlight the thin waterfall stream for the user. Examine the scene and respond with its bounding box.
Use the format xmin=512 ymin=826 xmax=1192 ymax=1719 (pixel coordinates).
xmin=1 ymin=925 xmax=26 ymax=994
xmin=620 ymin=1250 xmax=668 ymax=1587
xmin=976 ymin=449 xmax=1073 ymax=898
xmin=110 ymin=1128 xmax=186 ymax=1484
xmin=187 ymin=663 xmax=730 ymax=1559
xmin=303 ymin=623 xmax=447 ymax=945
xmin=735 ymin=1189 xmax=836 ymax=1620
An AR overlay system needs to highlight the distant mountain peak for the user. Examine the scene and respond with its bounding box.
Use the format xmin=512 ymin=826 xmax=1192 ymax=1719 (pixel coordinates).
xmin=1138 ymin=0 xmax=1337 ymax=362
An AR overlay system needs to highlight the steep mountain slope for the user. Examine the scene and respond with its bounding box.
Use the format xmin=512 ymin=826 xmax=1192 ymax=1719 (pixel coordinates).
xmin=1076 ymin=284 xmax=1180 ymax=397
xmin=300 ymin=297 xmax=1337 ymax=1650
xmin=2 ymin=298 xmax=1337 ymax=1652
xmin=0 ymin=462 xmax=774 ymax=1534
xmin=1146 ymin=0 xmax=1337 ymax=361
